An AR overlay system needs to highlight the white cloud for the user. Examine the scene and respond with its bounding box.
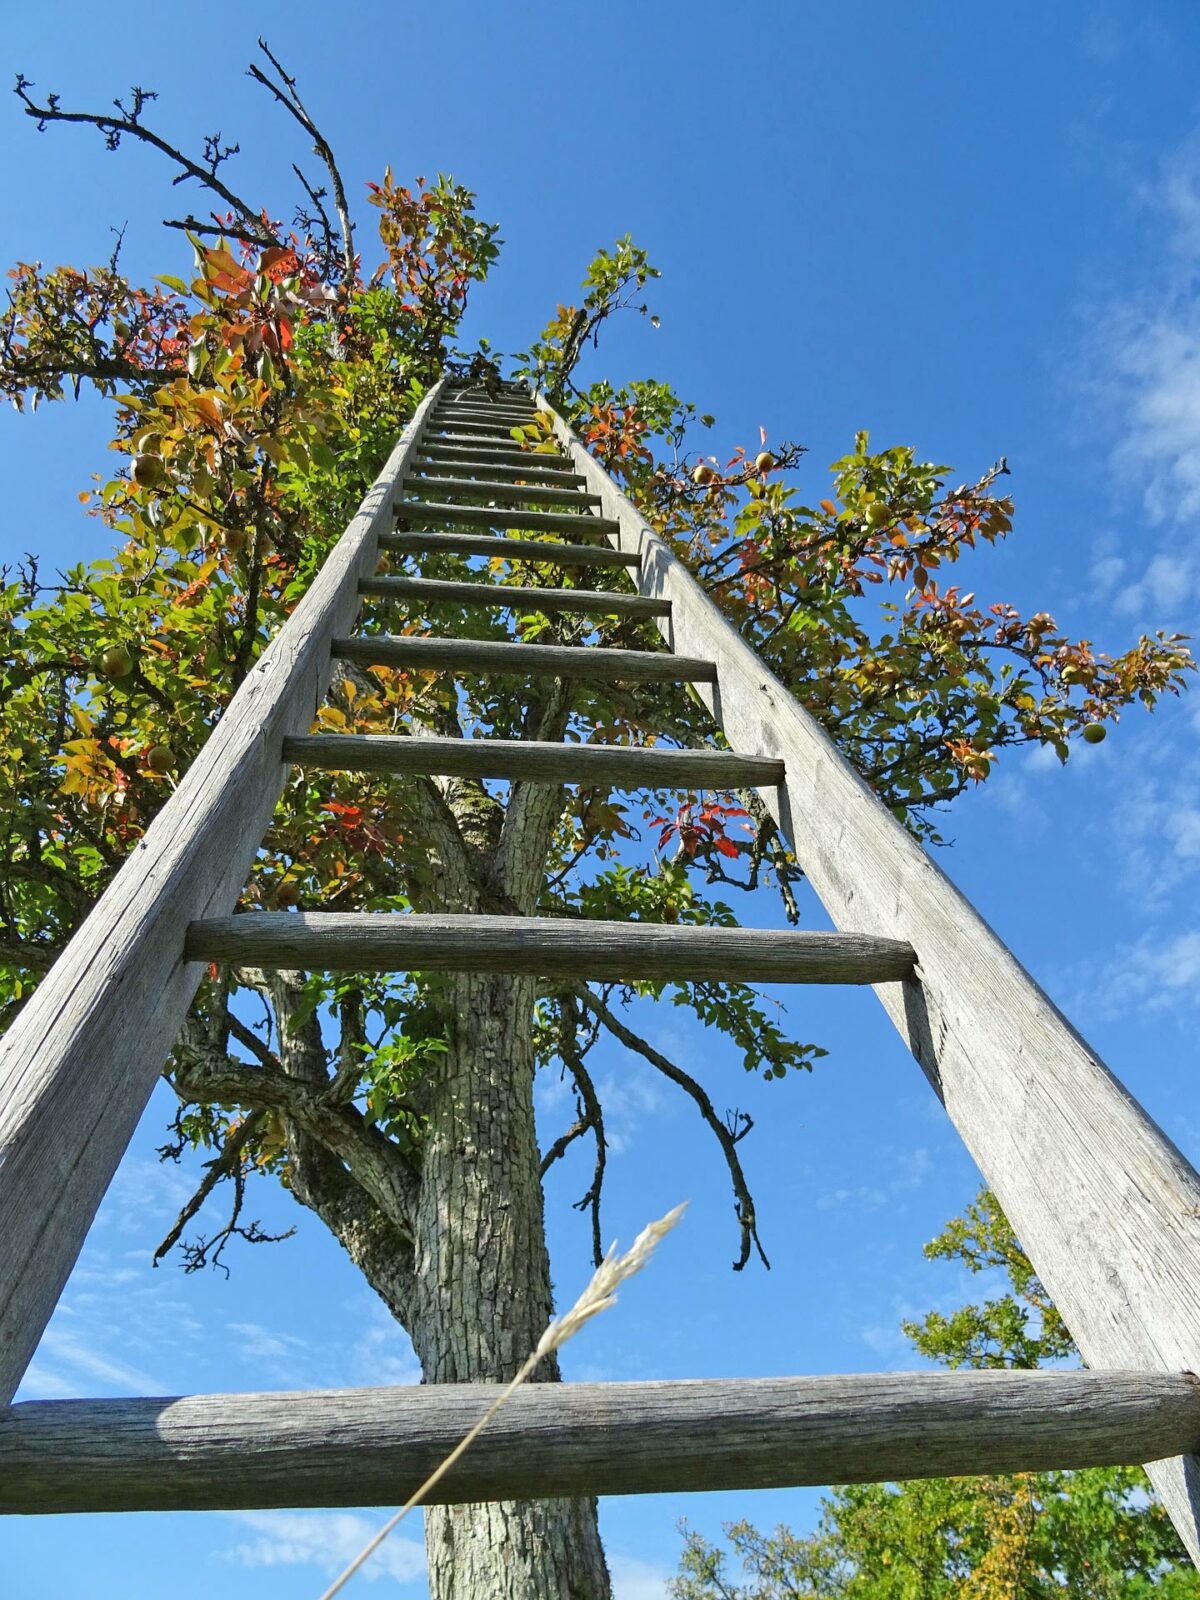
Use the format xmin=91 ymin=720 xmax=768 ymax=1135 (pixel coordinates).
xmin=596 ymin=1061 xmax=667 ymax=1155
xmin=227 ymin=1510 xmax=425 ymax=1584
xmin=17 ymin=1362 xmax=84 ymax=1400
xmin=1068 ymin=928 xmax=1200 ymax=1020
xmin=31 ymin=1327 xmax=165 ymax=1396
xmin=1105 ymin=301 xmax=1200 ymax=528
xmin=353 ymin=1316 xmax=423 ymax=1388
xmin=610 ymin=1552 xmax=673 ymax=1599
xmin=816 ymin=1146 xmax=931 ymax=1214
xmin=1106 ymin=766 xmax=1200 ymax=896
xmin=227 ymin=1320 xmax=308 ymax=1363
xmin=1085 ymin=133 xmax=1200 ymax=601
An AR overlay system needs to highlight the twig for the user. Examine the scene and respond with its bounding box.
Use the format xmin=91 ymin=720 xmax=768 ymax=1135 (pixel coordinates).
xmin=13 ymin=74 xmax=275 ymax=244
xmin=152 ymin=1108 xmax=266 ymax=1266
xmin=574 ymin=984 xmax=769 ymax=1271
xmin=248 ymin=41 xmax=355 ymax=283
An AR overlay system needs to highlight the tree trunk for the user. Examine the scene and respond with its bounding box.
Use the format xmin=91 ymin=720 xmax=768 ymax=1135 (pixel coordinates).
xmin=409 ymin=968 xmax=611 ymax=1599
xmin=182 ymin=699 xmax=614 ymax=1595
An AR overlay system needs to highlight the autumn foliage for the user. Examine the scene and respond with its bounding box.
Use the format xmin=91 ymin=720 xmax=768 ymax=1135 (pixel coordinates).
xmin=0 ymin=54 xmax=1191 ymax=1270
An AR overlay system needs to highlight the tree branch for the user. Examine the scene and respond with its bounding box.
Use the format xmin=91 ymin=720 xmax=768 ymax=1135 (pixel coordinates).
xmin=0 ymin=936 xmax=60 ymax=972
xmin=573 ymin=984 xmax=769 ymax=1272
xmin=152 ymin=1107 xmax=270 ymax=1267
xmin=13 ymin=74 xmax=276 ymax=245
xmin=248 ymin=41 xmax=355 ymax=284
xmin=557 ymin=993 xmax=608 ymax=1268
xmin=170 ymin=1035 xmax=418 ymax=1236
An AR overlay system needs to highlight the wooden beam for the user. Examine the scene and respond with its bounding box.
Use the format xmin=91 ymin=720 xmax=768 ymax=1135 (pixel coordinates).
xmin=380 ymin=531 xmax=641 ymax=567
xmin=431 ymin=418 xmax=530 ymax=436
xmin=435 ymin=432 xmax=562 ymax=453
xmin=2 ymin=1370 xmax=1196 ymax=1514
xmin=402 ymin=475 xmax=603 ymax=508
xmin=361 ymin=576 xmax=670 ymax=618
xmin=282 ymin=734 xmax=784 ymax=787
xmin=412 ymin=460 xmax=587 ymax=488
xmin=0 ymin=383 xmax=448 ymax=1407
xmin=396 ymin=500 xmax=620 ymax=537
xmin=334 ymin=634 xmax=716 ymax=683
xmin=437 ymin=402 xmax=536 ymax=418
xmin=539 ymin=393 xmax=1200 ymax=1563
xmin=420 ymin=441 xmax=574 ymax=464
xmin=184 ymin=913 xmax=916 ymax=983
xmin=436 ymin=415 xmax=537 ymax=431
xmin=420 ymin=442 xmax=575 ymax=469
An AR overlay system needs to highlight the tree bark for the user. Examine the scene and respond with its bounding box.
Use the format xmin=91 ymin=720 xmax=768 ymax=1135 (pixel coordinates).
xmin=408 ymin=968 xmax=610 ymax=1599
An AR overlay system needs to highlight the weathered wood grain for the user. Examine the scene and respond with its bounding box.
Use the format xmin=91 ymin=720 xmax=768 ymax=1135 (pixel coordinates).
xmin=540 ymin=393 xmax=1200 ymax=1562
xmin=436 ymin=406 xmax=535 ymax=420
xmin=434 ymin=432 xmax=566 ymax=453
xmin=2 ymin=1370 xmax=1195 ymax=1513
xmin=431 ymin=418 xmax=532 ymax=437
xmin=282 ymin=733 xmax=783 ymax=787
xmin=361 ymin=576 xmax=670 ymax=618
xmin=434 ymin=416 xmax=537 ymax=433
xmin=334 ymin=634 xmax=716 ymax=683
xmin=420 ymin=442 xmax=575 ymax=468
xmin=0 ymin=382 xmax=448 ymax=1407
xmin=380 ymin=530 xmax=640 ymax=567
xmin=412 ymin=459 xmax=588 ymax=488
xmin=396 ymin=500 xmax=620 ymax=537
xmin=436 ymin=401 xmax=536 ymax=415
xmin=402 ymin=475 xmax=602 ymax=508
xmin=184 ymin=913 xmax=916 ymax=983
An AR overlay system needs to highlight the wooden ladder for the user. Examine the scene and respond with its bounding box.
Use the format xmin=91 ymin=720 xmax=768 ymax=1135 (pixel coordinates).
xmin=2 ymin=377 xmax=1199 ymax=1550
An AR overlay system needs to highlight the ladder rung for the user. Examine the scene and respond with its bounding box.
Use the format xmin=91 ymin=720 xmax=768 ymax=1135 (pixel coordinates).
xmin=421 ymin=442 xmax=575 ymax=468
xmin=380 ymin=531 xmax=640 ymax=566
xmin=361 ymin=576 xmax=669 ymax=618
xmin=433 ymin=429 xmax=549 ymax=447
xmin=403 ymin=475 xmax=602 ymax=509
xmin=397 ymin=501 xmax=619 ymax=537
xmin=432 ymin=416 xmax=534 ymax=428
xmin=435 ymin=417 xmax=536 ymax=433
xmin=445 ymin=383 xmax=529 ymax=396
xmin=430 ymin=434 xmax=571 ymax=458
xmin=283 ymin=734 xmax=783 ymax=787
xmin=440 ymin=394 xmax=533 ymax=405
xmin=438 ymin=400 xmax=535 ymax=415
xmin=413 ymin=460 xmax=587 ymax=488
xmin=334 ymin=635 xmax=716 ymax=683
xmin=431 ymin=420 xmax=529 ymax=438
xmin=0 ymin=1369 xmax=1190 ymax=1513
xmin=185 ymin=913 xmax=916 ymax=983
xmin=435 ymin=412 xmax=536 ymax=428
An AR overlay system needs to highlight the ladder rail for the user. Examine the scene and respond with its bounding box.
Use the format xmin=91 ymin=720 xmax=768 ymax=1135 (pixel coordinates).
xmin=4 ymin=374 xmax=1198 ymax=1540
xmin=535 ymin=392 xmax=1200 ymax=1559
xmin=0 ymin=379 xmax=447 ymax=1406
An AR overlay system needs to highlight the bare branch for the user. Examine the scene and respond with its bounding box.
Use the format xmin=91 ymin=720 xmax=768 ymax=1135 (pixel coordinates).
xmin=539 ymin=1099 xmax=592 ymax=1176
xmin=153 ymin=1108 xmax=268 ymax=1266
xmin=248 ymin=41 xmax=355 ymax=284
xmin=573 ymin=984 xmax=769 ymax=1272
xmin=163 ymin=215 xmax=272 ymax=248
xmin=559 ymin=997 xmax=608 ymax=1268
xmin=13 ymin=73 xmax=276 ymax=245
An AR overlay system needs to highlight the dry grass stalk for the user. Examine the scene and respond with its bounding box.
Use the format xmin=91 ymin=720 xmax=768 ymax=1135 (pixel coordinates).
xmin=317 ymin=1201 xmax=688 ymax=1599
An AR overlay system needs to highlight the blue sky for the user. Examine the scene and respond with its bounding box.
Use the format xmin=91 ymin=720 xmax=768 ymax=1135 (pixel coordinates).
xmin=4 ymin=2 xmax=1200 ymax=1595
